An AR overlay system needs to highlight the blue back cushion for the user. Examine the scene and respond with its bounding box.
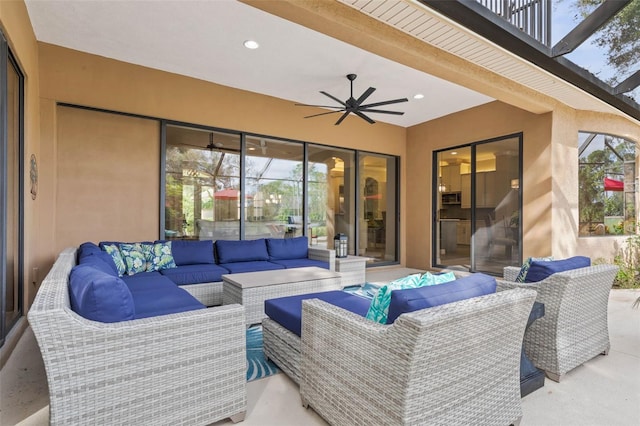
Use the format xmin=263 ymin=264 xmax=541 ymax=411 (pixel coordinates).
xmin=386 ymin=273 xmax=497 ymax=324
xmin=219 ymin=260 xmax=284 ymax=274
xmin=266 ymin=237 xmax=308 ymax=260
xmin=170 ymin=240 xmax=214 ymax=266
xmin=269 ymin=258 xmax=329 ymax=270
xmin=78 ymin=254 xmax=118 ymax=276
xmin=525 ymin=256 xmax=591 ymax=283
xmin=77 ymin=241 xmax=102 ymax=260
xmin=265 ymin=290 xmax=371 ymax=337
xmin=216 ymin=239 xmax=269 ymax=264
xmin=159 ymin=264 xmax=231 ymax=285
xmin=69 ymin=265 xmax=135 ymax=323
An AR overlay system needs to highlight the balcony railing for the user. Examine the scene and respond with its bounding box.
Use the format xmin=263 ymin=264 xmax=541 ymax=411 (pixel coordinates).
xmin=476 ymin=0 xmax=551 ymax=46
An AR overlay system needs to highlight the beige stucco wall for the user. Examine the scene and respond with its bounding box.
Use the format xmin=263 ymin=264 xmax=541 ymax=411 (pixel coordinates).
xmin=552 ymin=106 xmax=640 ymax=261
xmin=406 ymin=101 xmax=553 ymax=270
xmin=37 ymin=43 xmax=407 ymax=265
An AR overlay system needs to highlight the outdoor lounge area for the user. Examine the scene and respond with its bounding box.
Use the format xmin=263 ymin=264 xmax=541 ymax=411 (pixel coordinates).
xmin=2 ymin=1 xmax=640 ymax=425
xmin=1 ymin=266 xmax=639 ymax=425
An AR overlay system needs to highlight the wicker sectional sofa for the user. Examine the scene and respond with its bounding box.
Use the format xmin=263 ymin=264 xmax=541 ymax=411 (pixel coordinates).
xmin=263 ymin=273 xmax=537 ymax=425
xmin=29 ymin=248 xmax=247 ymax=425
xmin=89 ymin=236 xmax=335 ymax=307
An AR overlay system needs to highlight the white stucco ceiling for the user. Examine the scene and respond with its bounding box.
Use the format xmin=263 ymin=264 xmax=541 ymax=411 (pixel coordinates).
xmin=24 ymin=0 xmax=494 ymax=128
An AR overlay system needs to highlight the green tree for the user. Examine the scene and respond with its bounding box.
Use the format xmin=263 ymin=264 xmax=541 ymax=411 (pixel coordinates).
xmin=571 ymin=0 xmax=640 ymax=80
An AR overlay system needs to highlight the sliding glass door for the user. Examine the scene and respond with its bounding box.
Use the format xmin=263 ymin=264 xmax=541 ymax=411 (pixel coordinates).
xmin=1 ymin=34 xmax=24 ymax=347
xmin=434 ymin=134 xmax=522 ymax=275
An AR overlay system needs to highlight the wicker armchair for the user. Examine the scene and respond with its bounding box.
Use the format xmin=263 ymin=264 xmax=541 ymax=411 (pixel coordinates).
xmin=499 ymin=264 xmax=618 ymax=382
xmin=285 ymin=288 xmax=536 ymax=425
xmin=28 ymin=248 xmax=247 ymax=425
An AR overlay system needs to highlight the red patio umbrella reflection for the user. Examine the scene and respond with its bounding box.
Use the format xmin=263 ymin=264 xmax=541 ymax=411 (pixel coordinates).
xmin=604 ymin=177 xmax=624 ymax=192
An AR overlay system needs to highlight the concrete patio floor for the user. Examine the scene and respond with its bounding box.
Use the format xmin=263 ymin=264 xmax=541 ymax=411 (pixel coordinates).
xmin=1 ymin=269 xmax=639 ymax=425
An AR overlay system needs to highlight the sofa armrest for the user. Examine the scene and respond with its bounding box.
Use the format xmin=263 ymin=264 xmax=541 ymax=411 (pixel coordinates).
xmin=504 ymin=266 xmax=521 ymax=281
xmin=28 ymin=248 xmax=247 ymax=425
xmin=308 ymin=247 xmax=335 ymax=271
xmin=300 ymin=289 xmax=536 ymax=425
xmin=496 ymin=277 xmax=539 ymax=292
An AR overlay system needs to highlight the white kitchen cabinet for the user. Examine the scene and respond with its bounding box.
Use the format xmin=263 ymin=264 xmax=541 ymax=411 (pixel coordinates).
xmin=441 ymin=164 xmax=461 ymax=192
xmin=457 ymin=220 xmax=471 ymax=245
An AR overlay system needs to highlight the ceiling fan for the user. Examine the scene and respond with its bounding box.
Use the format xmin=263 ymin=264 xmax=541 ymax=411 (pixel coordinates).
xmin=295 ymin=74 xmax=408 ymax=125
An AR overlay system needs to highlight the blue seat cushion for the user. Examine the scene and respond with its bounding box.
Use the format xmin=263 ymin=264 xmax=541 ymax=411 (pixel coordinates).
xmin=219 ymin=260 xmax=284 ymax=274
xmin=120 ymin=271 xmax=165 ymax=288
xmin=69 ymin=265 xmax=135 ymax=323
xmin=127 ymin=280 xmax=205 ymax=319
xmin=170 ymin=240 xmax=215 ymax=266
xmin=266 ymin=236 xmax=308 ymax=260
xmin=269 ymin=258 xmax=329 ymax=270
xmin=216 ymin=239 xmax=269 ymax=264
xmin=524 ymin=256 xmax=591 ymax=283
xmin=386 ymin=273 xmax=497 ymax=324
xmin=265 ymin=290 xmax=371 ymax=337
xmin=158 ymin=264 xmax=230 ymax=285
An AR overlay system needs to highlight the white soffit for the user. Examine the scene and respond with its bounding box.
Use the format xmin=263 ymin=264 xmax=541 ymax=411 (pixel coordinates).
xmin=339 ymin=0 xmax=623 ymax=117
xmin=24 ymin=0 xmax=494 ymax=128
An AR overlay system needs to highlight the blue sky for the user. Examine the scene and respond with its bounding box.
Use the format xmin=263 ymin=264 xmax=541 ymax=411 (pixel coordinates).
xmin=551 ymin=0 xmax=638 ymax=100
xmin=552 ymin=0 xmax=616 ymax=82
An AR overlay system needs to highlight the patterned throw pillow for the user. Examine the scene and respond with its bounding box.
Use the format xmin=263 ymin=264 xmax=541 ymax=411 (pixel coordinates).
xmin=365 ymin=271 xmax=456 ymax=324
xmin=119 ymin=243 xmax=148 ymax=276
xmin=102 ymin=244 xmax=126 ymax=277
xmin=515 ymin=257 xmax=553 ymax=282
xmin=147 ymin=241 xmax=177 ymax=271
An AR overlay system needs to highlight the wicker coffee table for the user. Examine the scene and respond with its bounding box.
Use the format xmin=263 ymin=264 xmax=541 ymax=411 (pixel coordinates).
xmin=222 ymin=267 xmax=342 ymax=326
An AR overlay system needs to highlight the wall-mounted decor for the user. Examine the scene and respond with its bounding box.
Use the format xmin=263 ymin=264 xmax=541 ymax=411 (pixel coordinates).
xmin=30 ymin=154 xmax=38 ymax=200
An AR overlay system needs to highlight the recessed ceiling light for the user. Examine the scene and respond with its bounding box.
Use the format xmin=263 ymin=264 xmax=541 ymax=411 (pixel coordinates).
xmin=413 ymin=93 xmax=424 ymax=99
xmin=243 ymin=40 xmax=259 ymax=50
xmin=451 ymin=151 xmax=458 ymax=155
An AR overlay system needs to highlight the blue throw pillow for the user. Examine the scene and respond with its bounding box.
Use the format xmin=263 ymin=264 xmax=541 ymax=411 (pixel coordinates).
xmin=386 ymin=273 xmax=497 ymax=324
xmin=171 ymin=240 xmax=214 ymax=266
xmin=69 ymin=264 xmax=135 ymax=323
xmin=216 ymin=239 xmax=269 ymax=264
xmin=524 ymin=256 xmax=591 ymax=283
xmin=266 ymin=236 xmax=308 ymax=260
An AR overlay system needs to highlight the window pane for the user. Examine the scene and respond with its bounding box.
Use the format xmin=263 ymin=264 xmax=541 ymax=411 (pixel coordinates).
xmin=578 ymin=132 xmax=636 ymax=236
xmin=165 ymin=125 xmax=240 ymax=240
xmin=308 ymin=145 xmax=355 ymax=249
xmin=245 ymin=137 xmax=303 ymax=240
xmin=359 ymin=153 xmax=397 ymax=263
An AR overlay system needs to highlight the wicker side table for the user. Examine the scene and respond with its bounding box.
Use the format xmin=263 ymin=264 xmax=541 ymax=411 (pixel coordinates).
xmin=335 ymin=255 xmax=370 ymax=287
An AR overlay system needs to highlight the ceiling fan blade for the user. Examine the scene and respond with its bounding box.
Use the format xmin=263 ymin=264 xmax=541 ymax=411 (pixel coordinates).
xmin=304 ymin=110 xmax=345 ymax=119
xmin=355 ymin=87 xmax=376 ymax=105
xmin=335 ymin=111 xmax=350 ymax=125
xmin=295 ymin=103 xmax=344 ymax=109
xmin=358 ymin=108 xmax=405 ymax=115
xmin=354 ymin=110 xmax=376 ymax=124
xmin=320 ymin=91 xmax=347 ymax=107
xmin=360 ymin=97 xmax=409 ymax=109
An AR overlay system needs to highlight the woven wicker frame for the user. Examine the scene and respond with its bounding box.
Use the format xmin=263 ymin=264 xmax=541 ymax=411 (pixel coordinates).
xmin=499 ymin=264 xmax=618 ymax=382
xmin=264 ymin=288 xmax=536 ymax=425
xmin=224 ymin=271 xmax=342 ymax=326
xmin=28 ymin=248 xmax=247 ymax=425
